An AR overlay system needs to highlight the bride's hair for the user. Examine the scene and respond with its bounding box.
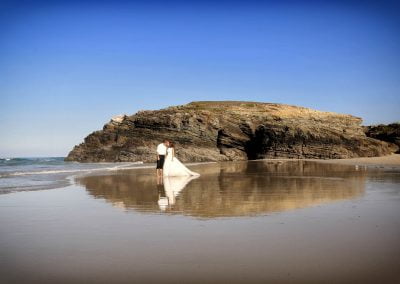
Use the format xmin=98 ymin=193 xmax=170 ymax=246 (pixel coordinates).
xmin=169 ymin=142 xmax=175 ymax=148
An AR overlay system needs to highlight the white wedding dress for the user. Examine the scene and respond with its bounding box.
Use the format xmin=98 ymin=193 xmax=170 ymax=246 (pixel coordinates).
xmin=163 ymin=148 xmax=200 ymax=176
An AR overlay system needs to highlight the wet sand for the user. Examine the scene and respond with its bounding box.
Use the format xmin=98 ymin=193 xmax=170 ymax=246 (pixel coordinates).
xmin=317 ymin=154 xmax=400 ymax=167
xmin=265 ymin=154 xmax=400 ymax=168
xmin=1 ymin=160 xmax=400 ymax=283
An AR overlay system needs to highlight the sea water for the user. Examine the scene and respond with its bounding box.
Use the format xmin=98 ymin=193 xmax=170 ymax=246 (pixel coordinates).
xmin=0 ymin=157 xmax=149 ymax=193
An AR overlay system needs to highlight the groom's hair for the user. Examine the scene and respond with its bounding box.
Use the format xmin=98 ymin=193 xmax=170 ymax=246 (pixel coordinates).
xmin=163 ymin=139 xmax=169 ymax=143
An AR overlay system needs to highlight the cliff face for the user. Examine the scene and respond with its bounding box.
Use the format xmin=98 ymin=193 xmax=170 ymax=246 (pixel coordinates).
xmin=364 ymin=123 xmax=400 ymax=154
xmin=65 ymin=101 xmax=397 ymax=162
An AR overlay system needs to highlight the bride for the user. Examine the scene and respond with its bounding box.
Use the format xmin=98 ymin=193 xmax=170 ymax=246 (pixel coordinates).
xmin=163 ymin=142 xmax=200 ymax=176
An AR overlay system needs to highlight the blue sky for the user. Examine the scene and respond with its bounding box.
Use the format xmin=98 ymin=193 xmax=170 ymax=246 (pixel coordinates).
xmin=1 ymin=0 xmax=399 ymax=157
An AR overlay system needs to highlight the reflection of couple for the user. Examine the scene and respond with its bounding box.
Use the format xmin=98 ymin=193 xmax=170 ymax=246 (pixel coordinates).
xmin=157 ymin=175 xmax=199 ymax=211
xmin=156 ymin=140 xmax=200 ymax=177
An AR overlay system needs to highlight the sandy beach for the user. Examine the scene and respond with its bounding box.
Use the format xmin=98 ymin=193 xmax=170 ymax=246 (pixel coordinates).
xmin=316 ymin=154 xmax=400 ymax=167
xmin=1 ymin=159 xmax=400 ymax=283
xmin=259 ymin=154 xmax=400 ymax=168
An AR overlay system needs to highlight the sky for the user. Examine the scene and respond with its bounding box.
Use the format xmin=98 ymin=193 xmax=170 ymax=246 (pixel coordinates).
xmin=0 ymin=0 xmax=399 ymax=157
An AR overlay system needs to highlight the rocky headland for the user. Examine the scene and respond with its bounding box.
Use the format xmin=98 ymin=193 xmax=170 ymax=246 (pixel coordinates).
xmin=364 ymin=123 xmax=400 ymax=153
xmin=65 ymin=101 xmax=398 ymax=162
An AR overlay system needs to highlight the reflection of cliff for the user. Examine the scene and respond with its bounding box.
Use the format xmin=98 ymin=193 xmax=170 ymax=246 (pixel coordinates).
xmin=76 ymin=161 xmax=367 ymax=218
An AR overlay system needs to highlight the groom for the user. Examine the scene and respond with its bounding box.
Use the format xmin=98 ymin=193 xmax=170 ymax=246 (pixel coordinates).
xmin=156 ymin=139 xmax=169 ymax=177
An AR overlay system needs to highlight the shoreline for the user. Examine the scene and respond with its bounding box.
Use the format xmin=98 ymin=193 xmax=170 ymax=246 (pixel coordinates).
xmin=2 ymin=155 xmax=399 ymax=195
xmin=312 ymin=154 xmax=400 ymax=168
xmin=258 ymin=154 xmax=400 ymax=168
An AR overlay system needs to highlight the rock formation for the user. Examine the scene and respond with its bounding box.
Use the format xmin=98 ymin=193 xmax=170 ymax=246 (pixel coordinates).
xmin=65 ymin=101 xmax=397 ymax=162
xmin=364 ymin=123 xmax=400 ymax=153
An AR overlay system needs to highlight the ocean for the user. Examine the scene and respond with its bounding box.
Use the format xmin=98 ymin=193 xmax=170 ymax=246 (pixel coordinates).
xmin=0 ymin=157 xmax=149 ymax=194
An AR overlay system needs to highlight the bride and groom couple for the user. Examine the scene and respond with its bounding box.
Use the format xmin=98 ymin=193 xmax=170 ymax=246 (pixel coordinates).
xmin=156 ymin=140 xmax=200 ymax=177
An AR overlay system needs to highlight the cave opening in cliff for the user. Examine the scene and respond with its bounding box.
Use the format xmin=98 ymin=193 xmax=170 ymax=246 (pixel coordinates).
xmin=244 ymin=126 xmax=273 ymax=160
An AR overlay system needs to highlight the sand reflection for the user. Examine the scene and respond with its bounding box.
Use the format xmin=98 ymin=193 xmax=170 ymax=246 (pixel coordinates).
xmin=76 ymin=161 xmax=367 ymax=218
